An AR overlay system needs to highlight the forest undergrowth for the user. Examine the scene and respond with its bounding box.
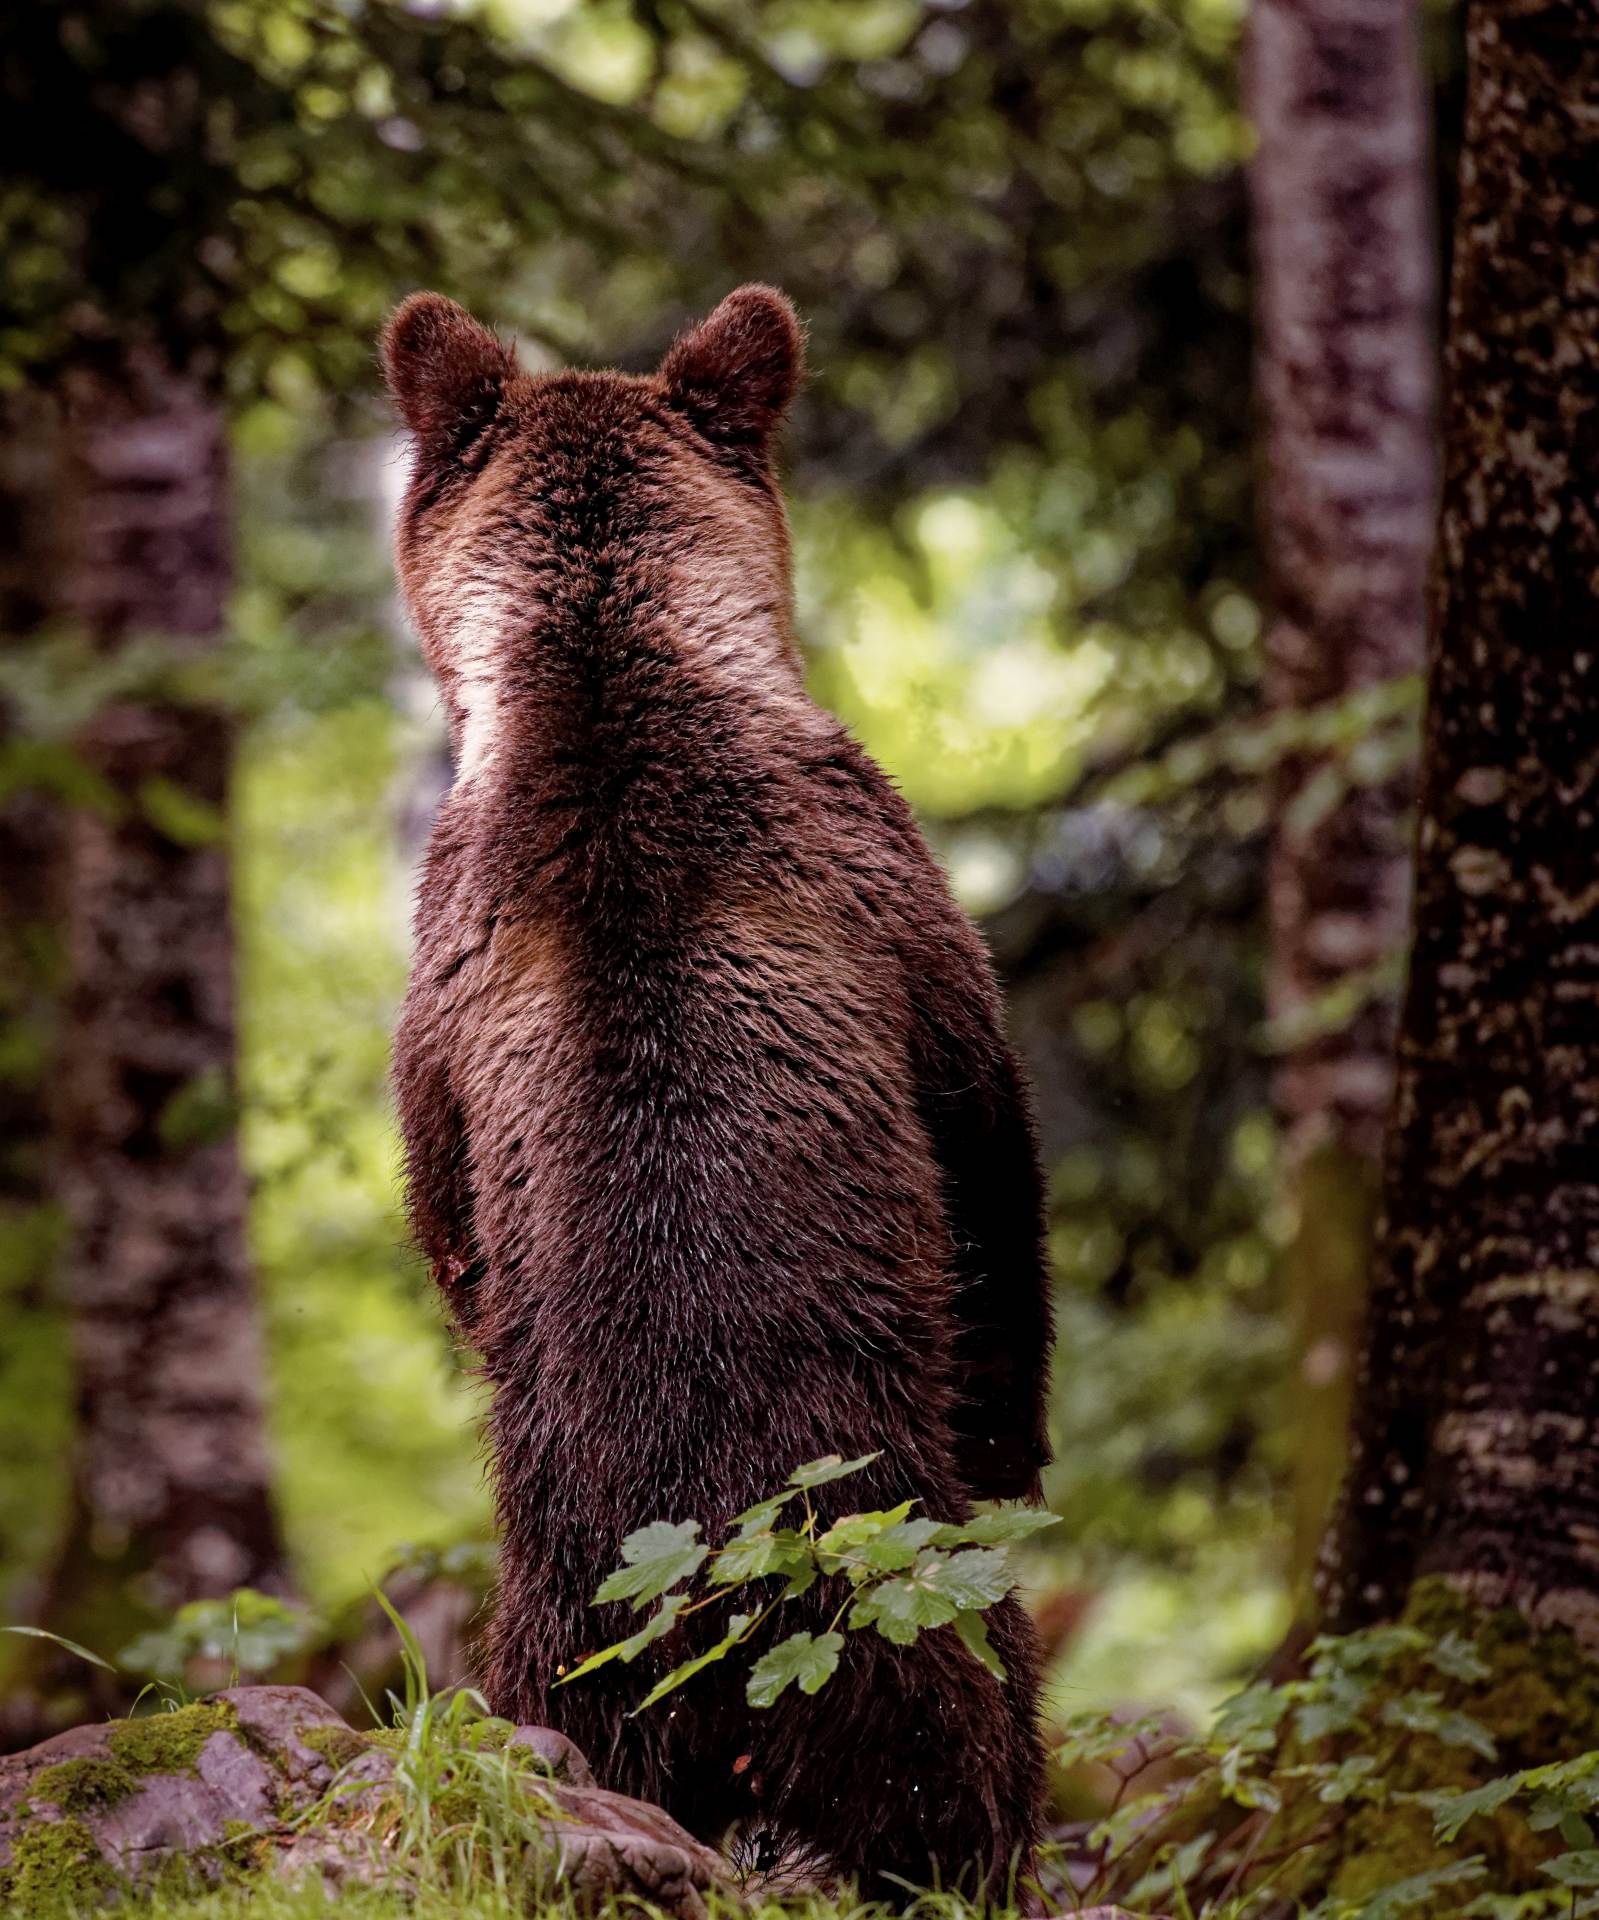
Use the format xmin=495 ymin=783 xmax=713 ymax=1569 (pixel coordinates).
xmin=13 ymin=1521 xmax=1599 ymax=1920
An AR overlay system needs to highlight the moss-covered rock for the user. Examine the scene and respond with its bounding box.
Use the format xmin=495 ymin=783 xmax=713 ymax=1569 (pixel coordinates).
xmin=297 ymin=1722 xmax=372 ymax=1770
xmin=0 ymin=1685 xmax=727 ymax=1916
xmin=0 ymin=1814 xmax=125 ymax=1910
xmin=32 ymin=1756 xmax=138 ymax=1814
xmin=104 ymin=1698 xmax=239 ymax=1778
xmin=0 ymin=1690 xmax=288 ymax=1911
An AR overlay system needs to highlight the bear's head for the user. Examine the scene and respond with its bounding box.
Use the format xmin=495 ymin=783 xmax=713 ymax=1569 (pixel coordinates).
xmin=381 ymin=286 xmax=806 ymax=784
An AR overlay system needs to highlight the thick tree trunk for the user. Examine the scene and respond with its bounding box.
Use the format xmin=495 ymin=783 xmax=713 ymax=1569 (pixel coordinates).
xmin=38 ymin=349 xmax=289 ymax=1662
xmin=1319 ymin=0 xmax=1599 ymax=1637
xmin=1245 ymin=0 xmax=1436 ymax=1587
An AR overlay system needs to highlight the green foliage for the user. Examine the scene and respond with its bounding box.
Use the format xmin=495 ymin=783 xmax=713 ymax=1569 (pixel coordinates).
xmin=562 ymin=1454 xmax=1057 ymax=1711
xmin=0 ymin=1209 xmax=70 ymax=1625
xmin=300 ymin=1590 xmax=573 ymax=1900
xmin=746 ymin=1629 xmax=843 ymax=1707
xmin=2 ymin=1876 xmax=1046 ymax=1920
xmin=0 ymin=0 xmax=1297 ymax=1706
xmin=119 ymin=1589 xmax=322 ymax=1685
xmin=0 ymin=0 xmax=1457 ymax=1840
xmin=156 ymin=1067 xmax=239 ymax=1153
xmin=591 ymin=1521 xmax=709 ymax=1608
xmin=1423 ymin=1750 xmax=1599 ymax=1853
xmin=23 ymin=1601 xmax=1599 ymax=1920
xmin=1050 ymin=1597 xmax=1599 ymax=1918
xmin=137 ymin=775 xmax=230 ymax=850
xmin=5 ymin=1601 xmax=577 ymax=1915
xmin=1100 ymin=674 xmax=1421 ymax=818
xmin=236 ymin=695 xmax=490 ymax=1602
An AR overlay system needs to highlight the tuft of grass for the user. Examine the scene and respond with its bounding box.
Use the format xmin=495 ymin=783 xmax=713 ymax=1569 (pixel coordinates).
xmin=291 ymin=1587 xmax=572 ymax=1902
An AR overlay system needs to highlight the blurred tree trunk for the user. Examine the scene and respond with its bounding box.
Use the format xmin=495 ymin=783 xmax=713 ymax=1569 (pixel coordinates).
xmin=1319 ymin=0 xmax=1599 ymax=1633
xmin=28 ymin=349 xmax=290 ymax=1692
xmin=0 ymin=397 xmax=73 ymax=1650
xmin=1245 ymin=0 xmax=1436 ymax=1594
xmin=0 ymin=395 xmax=67 ymax=1273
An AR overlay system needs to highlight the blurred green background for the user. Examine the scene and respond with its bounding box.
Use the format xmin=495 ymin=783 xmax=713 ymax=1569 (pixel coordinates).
xmin=0 ymin=0 xmax=1458 ymax=1740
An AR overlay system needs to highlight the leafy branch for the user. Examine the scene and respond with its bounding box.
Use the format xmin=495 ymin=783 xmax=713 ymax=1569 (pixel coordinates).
xmin=557 ymin=1452 xmax=1057 ymax=1716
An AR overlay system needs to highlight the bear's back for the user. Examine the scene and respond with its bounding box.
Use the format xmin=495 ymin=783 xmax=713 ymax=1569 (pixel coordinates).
xmin=435 ymin=761 xmax=959 ymax=1511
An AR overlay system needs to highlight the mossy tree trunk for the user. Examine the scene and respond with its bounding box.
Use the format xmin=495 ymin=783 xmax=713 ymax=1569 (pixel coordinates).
xmin=28 ymin=348 xmax=290 ymax=1694
xmin=1320 ymin=0 xmax=1599 ymax=1638
xmin=1245 ymin=0 xmax=1436 ymax=1591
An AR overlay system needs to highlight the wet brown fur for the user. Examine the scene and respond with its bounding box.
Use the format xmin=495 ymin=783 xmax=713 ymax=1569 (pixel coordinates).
xmin=382 ymin=286 xmax=1054 ymax=1894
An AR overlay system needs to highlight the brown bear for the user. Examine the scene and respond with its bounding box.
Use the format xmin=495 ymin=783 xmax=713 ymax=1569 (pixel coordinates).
xmin=381 ymin=284 xmax=1054 ymax=1896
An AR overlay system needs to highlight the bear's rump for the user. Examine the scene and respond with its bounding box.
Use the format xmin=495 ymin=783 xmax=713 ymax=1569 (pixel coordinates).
xmin=482 ymin=1192 xmax=978 ymax=1718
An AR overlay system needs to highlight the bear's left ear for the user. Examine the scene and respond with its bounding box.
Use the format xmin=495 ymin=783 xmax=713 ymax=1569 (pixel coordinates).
xmin=382 ymin=292 xmax=518 ymax=459
xmin=661 ymin=285 xmax=804 ymax=458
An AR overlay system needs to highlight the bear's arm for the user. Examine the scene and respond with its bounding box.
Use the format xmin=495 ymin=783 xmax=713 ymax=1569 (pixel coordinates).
xmin=819 ymin=740 xmax=1053 ymax=1500
xmin=904 ymin=913 xmax=1055 ymax=1505
xmin=395 ymin=813 xmax=486 ymax=1337
xmin=393 ymin=986 xmax=484 ymax=1338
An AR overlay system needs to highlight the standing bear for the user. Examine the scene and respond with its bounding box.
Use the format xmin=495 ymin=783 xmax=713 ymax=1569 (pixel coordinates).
xmin=382 ymin=285 xmax=1054 ymax=1895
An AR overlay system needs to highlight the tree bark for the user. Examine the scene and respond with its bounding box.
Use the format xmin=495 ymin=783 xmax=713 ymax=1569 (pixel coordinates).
xmin=1319 ymin=0 xmax=1599 ymax=1638
xmin=1245 ymin=0 xmax=1437 ymax=1588
xmin=38 ymin=348 xmax=289 ymax=1660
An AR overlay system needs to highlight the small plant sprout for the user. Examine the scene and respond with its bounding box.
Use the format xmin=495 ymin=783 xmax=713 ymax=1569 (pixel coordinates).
xmin=558 ymin=1453 xmax=1058 ymax=1715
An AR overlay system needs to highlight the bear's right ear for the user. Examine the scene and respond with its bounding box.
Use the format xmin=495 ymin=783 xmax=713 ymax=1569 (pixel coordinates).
xmin=661 ymin=285 xmax=803 ymax=460
xmin=381 ymin=293 xmax=518 ymax=458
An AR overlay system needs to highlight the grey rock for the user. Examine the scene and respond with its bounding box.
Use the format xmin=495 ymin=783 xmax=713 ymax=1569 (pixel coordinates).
xmin=274 ymin=1823 xmax=399 ymax=1892
xmin=507 ymin=1724 xmax=596 ymax=1787
xmin=223 ymin=1684 xmax=351 ymax=1786
xmin=96 ymin=1760 xmax=232 ymax=1866
xmin=543 ymin=1781 xmax=732 ymax=1920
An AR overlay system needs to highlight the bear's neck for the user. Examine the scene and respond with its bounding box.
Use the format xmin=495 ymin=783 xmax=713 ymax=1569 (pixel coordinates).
xmin=447 ymin=587 xmax=831 ymax=903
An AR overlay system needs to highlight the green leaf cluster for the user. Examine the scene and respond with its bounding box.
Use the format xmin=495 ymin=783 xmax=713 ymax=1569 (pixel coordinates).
xmin=1052 ymin=1605 xmax=1599 ymax=1919
xmin=560 ymin=1453 xmax=1057 ymax=1714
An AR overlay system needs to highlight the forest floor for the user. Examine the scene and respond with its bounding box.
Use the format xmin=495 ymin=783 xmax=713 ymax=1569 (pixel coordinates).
xmin=16 ymin=1583 xmax=1599 ymax=1920
xmin=38 ymin=1878 xmax=1052 ymax=1920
